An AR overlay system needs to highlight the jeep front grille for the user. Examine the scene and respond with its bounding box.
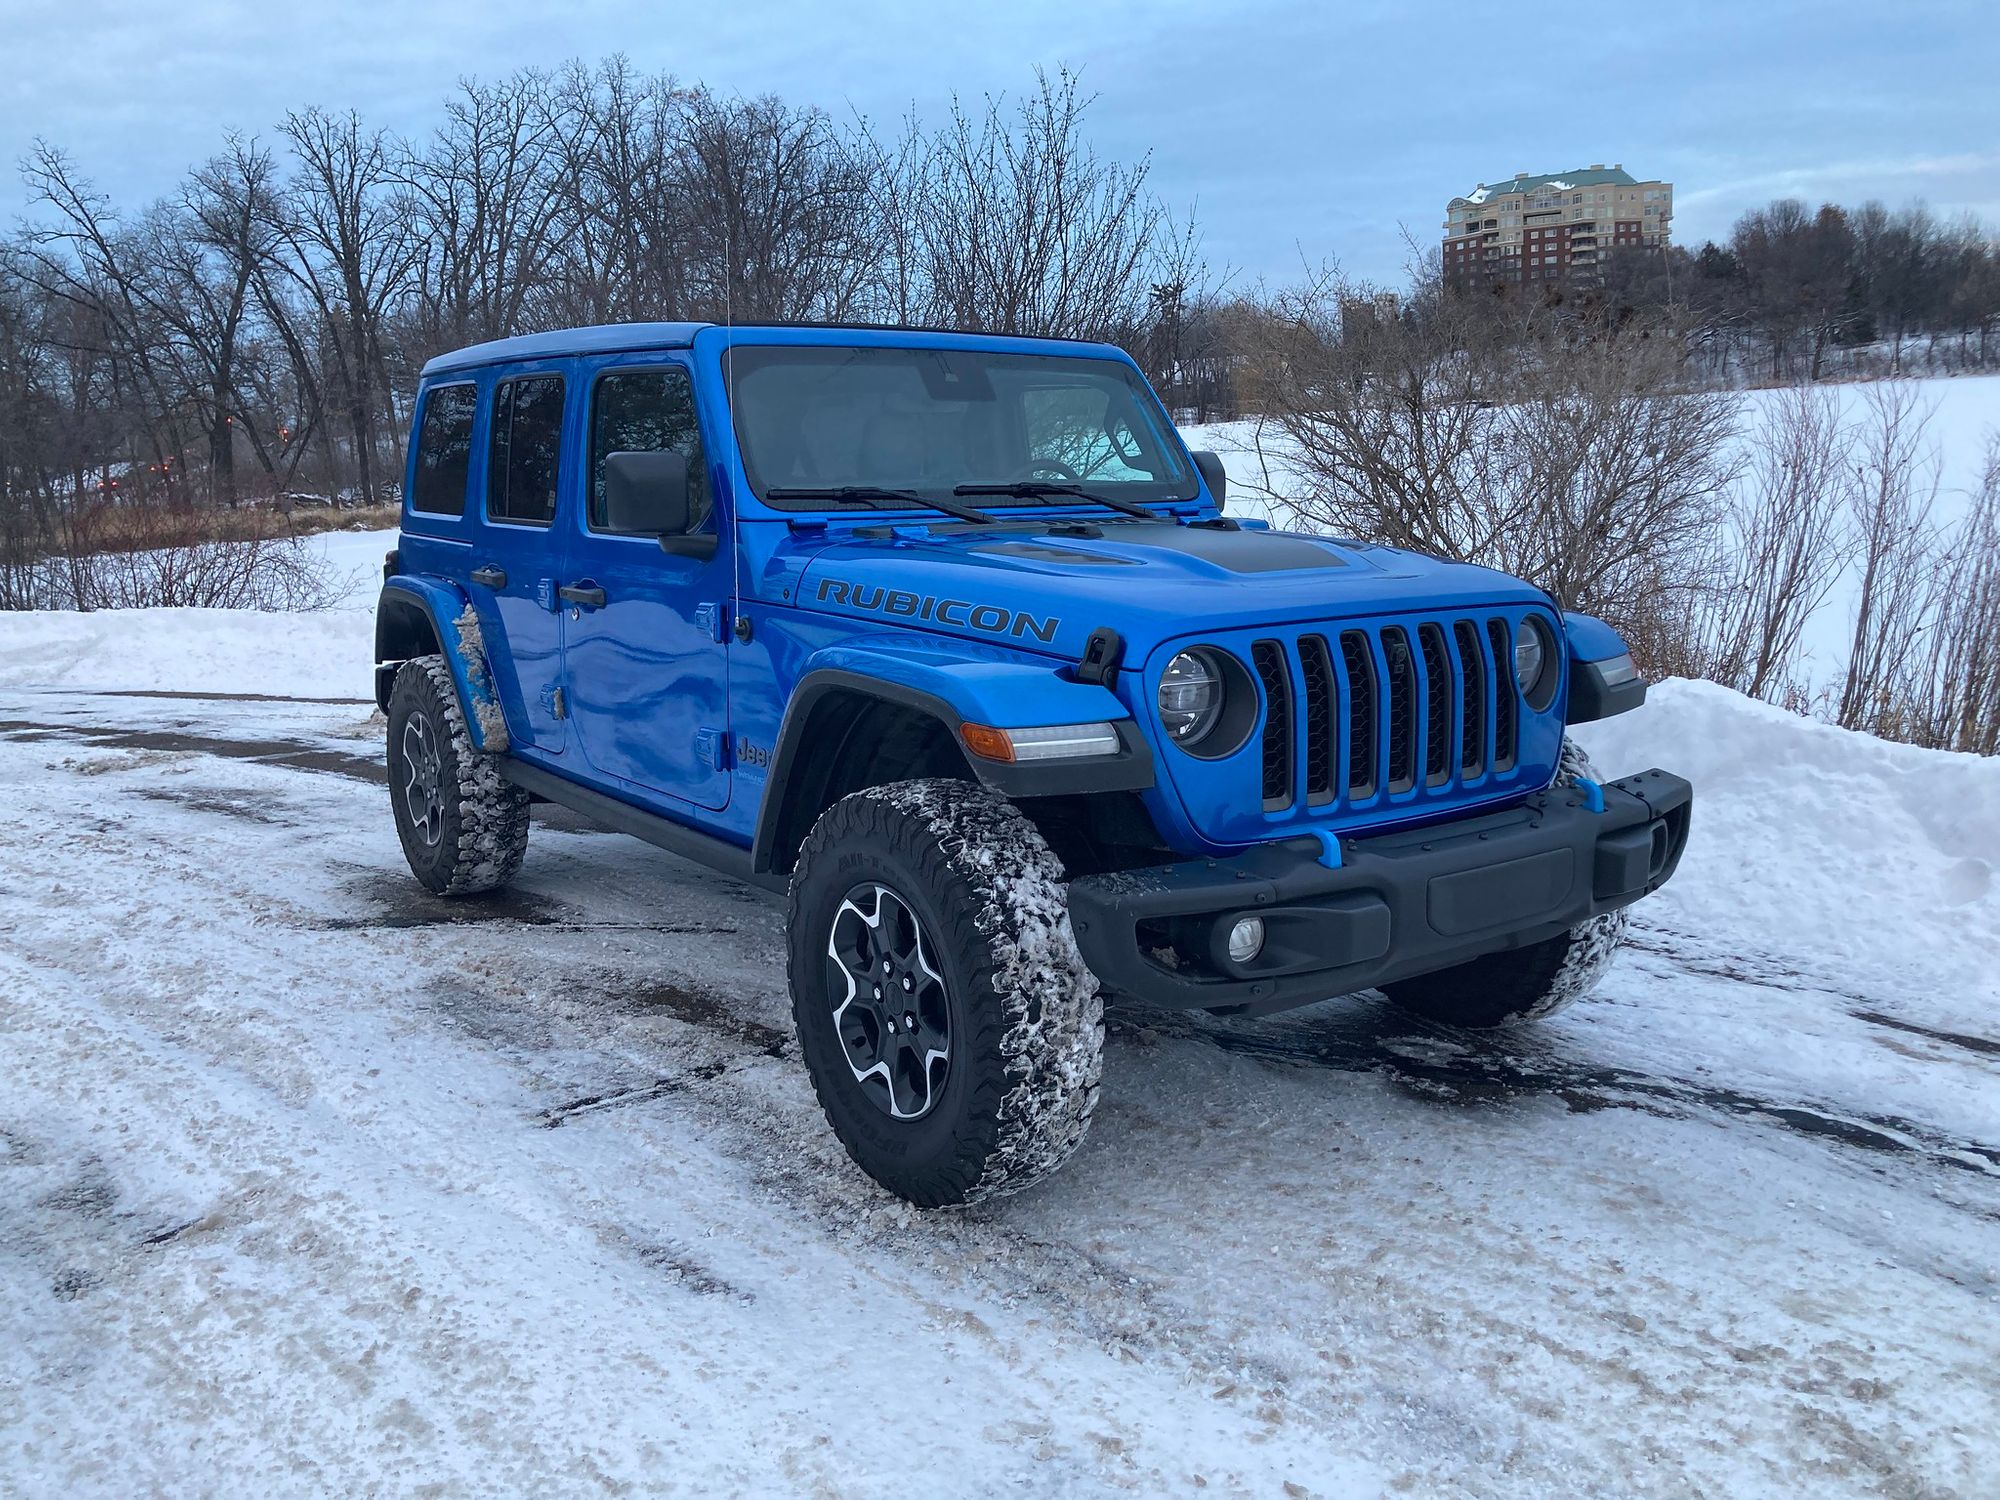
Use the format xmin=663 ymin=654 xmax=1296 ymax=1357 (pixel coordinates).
xmin=1256 ymin=614 xmax=1532 ymax=810
xmin=1251 ymin=640 xmax=1292 ymax=809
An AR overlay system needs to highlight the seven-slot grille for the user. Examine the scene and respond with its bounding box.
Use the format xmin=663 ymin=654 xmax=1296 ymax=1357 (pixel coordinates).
xmin=1253 ymin=615 xmax=1525 ymax=811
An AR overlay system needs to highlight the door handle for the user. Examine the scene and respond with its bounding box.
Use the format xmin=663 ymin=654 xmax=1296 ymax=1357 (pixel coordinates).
xmin=470 ymin=565 xmax=507 ymax=589
xmin=559 ymin=583 xmax=607 ymax=609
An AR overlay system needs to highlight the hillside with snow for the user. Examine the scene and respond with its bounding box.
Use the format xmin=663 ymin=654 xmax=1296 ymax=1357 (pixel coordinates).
xmin=1188 ymin=373 xmax=2000 ymax=695
xmin=1 ymin=524 xmax=1997 ymax=1497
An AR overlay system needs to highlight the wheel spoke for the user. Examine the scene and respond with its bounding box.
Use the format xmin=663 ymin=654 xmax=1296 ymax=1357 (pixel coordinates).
xmin=824 ymin=882 xmax=951 ymax=1121
xmin=399 ymin=711 xmax=445 ymax=846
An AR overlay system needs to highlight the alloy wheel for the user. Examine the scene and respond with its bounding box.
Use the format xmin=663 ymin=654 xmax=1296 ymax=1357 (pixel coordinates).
xmin=825 ymin=883 xmax=952 ymax=1120
xmin=400 ymin=710 xmax=445 ymax=846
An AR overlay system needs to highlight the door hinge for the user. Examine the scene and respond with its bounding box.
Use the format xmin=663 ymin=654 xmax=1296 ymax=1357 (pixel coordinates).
xmin=694 ymin=601 xmax=726 ymax=643
xmin=695 ymin=727 xmax=729 ymax=771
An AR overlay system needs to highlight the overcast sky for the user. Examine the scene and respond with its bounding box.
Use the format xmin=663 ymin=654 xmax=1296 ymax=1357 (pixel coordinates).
xmin=5 ymin=0 xmax=1996 ymax=287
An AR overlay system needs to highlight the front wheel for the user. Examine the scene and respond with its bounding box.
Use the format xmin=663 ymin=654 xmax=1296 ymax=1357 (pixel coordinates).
xmin=787 ymin=779 xmax=1103 ymax=1207
xmin=1378 ymin=738 xmax=1628 ymax=1028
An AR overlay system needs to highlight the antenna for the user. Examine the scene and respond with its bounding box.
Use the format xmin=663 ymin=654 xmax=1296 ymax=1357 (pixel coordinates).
xmin=725 ymin=220 xmax=742 ymax=645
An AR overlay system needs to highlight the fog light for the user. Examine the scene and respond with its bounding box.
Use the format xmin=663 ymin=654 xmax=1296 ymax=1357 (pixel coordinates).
xmin=1226 ymin=915 xmax=1266 ymax=964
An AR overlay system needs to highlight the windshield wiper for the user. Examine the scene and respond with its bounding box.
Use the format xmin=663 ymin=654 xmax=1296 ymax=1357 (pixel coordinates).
xmin=952 ymin=481 xmax=1161 ymax=520
xmin=765 ymin=485 xmax=997 ymax=525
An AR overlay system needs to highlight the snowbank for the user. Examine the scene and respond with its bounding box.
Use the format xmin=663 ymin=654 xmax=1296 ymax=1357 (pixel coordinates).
xmin=0 ymin=528 xmax=391 ymax=700
xmin=1575 ymin=677 xmax=2000 ymax=1025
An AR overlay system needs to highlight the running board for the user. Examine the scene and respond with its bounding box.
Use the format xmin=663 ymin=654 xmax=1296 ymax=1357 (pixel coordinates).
xmin=497 ymin=757 xmax=783 ymax=893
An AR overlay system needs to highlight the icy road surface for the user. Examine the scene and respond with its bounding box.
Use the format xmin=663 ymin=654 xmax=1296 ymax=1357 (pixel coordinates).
xmin=2 ymin=686 xmax=1996 ymax=1498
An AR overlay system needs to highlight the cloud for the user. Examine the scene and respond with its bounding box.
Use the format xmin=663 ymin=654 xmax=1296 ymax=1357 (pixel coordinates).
xmin=1677 ymin=151 xmax=2000 ymax=208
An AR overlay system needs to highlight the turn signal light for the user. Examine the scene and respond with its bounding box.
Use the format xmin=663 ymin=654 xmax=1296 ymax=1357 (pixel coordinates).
xmin=959 ymin=722 xmax=1121 ymax=763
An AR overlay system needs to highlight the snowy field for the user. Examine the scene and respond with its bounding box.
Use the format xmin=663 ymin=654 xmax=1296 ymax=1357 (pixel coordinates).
xmin=1188 ymin=372 xmax=2000 ymax=693
xmin=3 ymin=528 xmax=1998 ymax=1497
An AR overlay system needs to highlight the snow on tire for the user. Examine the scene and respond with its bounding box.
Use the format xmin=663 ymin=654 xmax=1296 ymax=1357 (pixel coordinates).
xmin=386 ymin=655 xmax=531 ymax=897
xmin=787 ymin=778 xmax=1103 ymax=1207
xmin=1378 ymin=737 xmax=1629 ymax=1029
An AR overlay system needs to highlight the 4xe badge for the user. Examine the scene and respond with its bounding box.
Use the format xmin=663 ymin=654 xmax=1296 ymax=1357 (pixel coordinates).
xmin=815 ymin=578 xmax=1058 ymax=643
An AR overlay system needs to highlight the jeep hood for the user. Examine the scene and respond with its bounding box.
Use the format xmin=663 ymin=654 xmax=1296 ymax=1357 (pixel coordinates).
xmin=778 ymin=519 xmax=1552 ymax=663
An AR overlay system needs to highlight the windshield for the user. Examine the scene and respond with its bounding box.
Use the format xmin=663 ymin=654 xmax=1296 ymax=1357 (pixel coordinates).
xmin=725 ymin=345 xmax=1199 ymax=511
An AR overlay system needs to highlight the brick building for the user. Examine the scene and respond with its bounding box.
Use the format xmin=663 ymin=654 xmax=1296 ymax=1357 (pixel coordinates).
xmin=1442 ymin=165 xmax=1673 ymax=288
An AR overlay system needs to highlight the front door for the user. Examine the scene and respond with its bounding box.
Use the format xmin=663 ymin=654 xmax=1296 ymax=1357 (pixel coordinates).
xmin=468 ymin=368 xmax=572 ymax=752
xmin=561 ymin=357 xmax=731 ymax=810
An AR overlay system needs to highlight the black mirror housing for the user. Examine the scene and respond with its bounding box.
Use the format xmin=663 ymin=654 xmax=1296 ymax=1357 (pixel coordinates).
xmin=603 ymin=450 xmax=692 ymax=535
xmin=1191 ymin=449 xmax=1227 ymax=506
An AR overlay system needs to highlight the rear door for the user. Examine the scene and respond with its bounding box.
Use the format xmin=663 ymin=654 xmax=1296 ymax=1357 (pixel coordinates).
xmin=465 ymin=367 xmax=573 ymax=752
xmin=560 ymin=355 xmax=731 ymax=809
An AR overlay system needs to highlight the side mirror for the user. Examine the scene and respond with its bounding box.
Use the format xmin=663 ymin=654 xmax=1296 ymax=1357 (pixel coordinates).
xmin=1191 ymin=449 xmax=1227 ymax=506
xmin=603 ymin=450 xmax=692 ymax=535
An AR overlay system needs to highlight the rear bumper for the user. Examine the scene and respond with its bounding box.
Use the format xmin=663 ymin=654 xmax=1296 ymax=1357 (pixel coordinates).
xmin=1067 ymin=769 xmax=1691 ymax=1015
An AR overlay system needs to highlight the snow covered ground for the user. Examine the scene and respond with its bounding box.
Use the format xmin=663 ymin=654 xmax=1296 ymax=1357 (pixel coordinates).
xmin=3 ymin=528 xmax=1998 ymax=1497
xmin=0 ymin=528 xmax=385 ymax=700
xmin=1188 ymin=372 xmax=2000 ymax=694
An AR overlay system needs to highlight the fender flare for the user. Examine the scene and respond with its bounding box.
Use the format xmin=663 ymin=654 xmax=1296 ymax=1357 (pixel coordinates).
xmin=376 ymin=576 xmax=512 ymax=754
xmin=1561 ymin=611 xmax=1647 ymax=724
xmin=750 ymin=643 xmax=1155 ymax=876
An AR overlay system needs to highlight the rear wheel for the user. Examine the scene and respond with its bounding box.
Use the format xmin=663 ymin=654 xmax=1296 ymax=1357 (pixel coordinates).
xmin=788 ymin=779 xmax=1103 ymax=1206
xmin=386 ymin=655 xmax=530 ymax=896
xmin=1379 ymin=738 xmax=1628 ymax=1028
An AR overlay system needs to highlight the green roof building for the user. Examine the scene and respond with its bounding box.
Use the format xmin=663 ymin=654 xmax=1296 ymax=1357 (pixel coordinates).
xmin=1442 ymin=164 xmax=1673 ymax=288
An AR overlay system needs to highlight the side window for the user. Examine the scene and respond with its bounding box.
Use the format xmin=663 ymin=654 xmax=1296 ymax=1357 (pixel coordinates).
xmin=589 ymin=367 xmax=712 ymax=533
xmin=487 ymin=375 xmax=566 ymax=527
xmin=411 ymin=383 xmax=477 ymax=516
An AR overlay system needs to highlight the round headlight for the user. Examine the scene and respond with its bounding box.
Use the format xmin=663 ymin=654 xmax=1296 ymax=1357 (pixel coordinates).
xmin=1159 ymin=650 xmax=1223 ymax=743
xmin=1513 ymin=618 xmax=1547 ymax=697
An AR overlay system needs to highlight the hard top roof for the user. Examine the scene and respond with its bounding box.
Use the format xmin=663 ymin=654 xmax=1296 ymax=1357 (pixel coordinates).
xmin=420 ymin=322 xmax=705 ymax=376
xmin=418 ymin=321 xmax=1121 ymax=378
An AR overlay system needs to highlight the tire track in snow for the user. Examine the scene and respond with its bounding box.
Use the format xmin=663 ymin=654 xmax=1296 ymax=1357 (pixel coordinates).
xmin=1111 ymin=1002 xmax=2000 ymax=1185
xmin=27 ymin=703 xmax=1992 ymax=1186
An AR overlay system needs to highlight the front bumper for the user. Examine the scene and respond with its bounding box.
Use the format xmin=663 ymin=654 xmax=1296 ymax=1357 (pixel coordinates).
xmin=1068 ymin=769 xmax=1691 ymax=1015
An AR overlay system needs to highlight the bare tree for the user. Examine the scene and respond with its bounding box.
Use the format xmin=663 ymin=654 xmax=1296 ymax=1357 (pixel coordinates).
xmin=150 ymin=135 xmax=288 ymax=502
xmin=398 ymin=72 xmax=567 ymax=348
xmin=1701 ymin=385 xmax=1854 ymax=698
xmin=1914 ymin=438 xmax=2000 ymax=754
xmin=670 ymin=86 xmax=882 ymax=323
xmin=902 ymin=69 xmax=1166 ymax=339
xmin=540 ymin=58 xmax=689 ymax=324
xmin=1237 ymin=269 xmax=1740 ymax=666
xmin=276 ymin=107 xmax=419 ymax=504
xmin=17 ymin=143 xmax=191 ymax=489
xmin=1837 ymin=382 xmax=1943 ymax=731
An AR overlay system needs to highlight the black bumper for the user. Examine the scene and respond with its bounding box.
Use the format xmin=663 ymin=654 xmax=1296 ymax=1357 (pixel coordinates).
xmin=1068 ymin=769 xmax=1691 ymax=1015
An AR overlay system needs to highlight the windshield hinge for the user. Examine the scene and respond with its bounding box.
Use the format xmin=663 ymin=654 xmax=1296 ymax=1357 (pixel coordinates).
xmin=695 ymin=602 xmax=726 ymax=642
xmin=1075 ymin=627 xmax=1125 ymax=686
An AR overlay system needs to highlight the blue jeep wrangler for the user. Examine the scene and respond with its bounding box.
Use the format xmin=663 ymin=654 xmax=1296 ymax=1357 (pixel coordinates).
xmin=376 ymin=322 xmax=1690 ymax=1206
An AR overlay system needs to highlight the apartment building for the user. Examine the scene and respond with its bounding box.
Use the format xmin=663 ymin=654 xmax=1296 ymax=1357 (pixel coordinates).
xmin=1442 ymin=165 xmax=1673 ymax=287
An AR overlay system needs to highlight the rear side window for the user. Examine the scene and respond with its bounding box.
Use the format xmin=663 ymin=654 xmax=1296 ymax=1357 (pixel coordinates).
xmin=411 ymin=383 xmax=477 ymax=516
xmin=487 ymin=375 xmax=566 ymax=526
xmin=589 ymin=368 xmax=712 ymax=533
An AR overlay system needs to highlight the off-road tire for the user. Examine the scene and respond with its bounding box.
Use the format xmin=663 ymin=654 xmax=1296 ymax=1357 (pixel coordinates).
xmin=386 ymin=655 xmax=531 ymax=896
xmin=788 ymin=778 xmax=1104 ymax=1207
xmin=1379 ymin=738 xmax=1628 ymax=1029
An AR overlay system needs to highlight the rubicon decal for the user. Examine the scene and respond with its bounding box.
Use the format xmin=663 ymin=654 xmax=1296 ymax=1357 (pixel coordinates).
xmin=815 ymin=578 xmax=1059 ymax=643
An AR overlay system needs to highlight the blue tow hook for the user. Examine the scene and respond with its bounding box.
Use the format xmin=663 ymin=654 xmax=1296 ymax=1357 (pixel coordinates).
xmin=1311 ymin=830 xmax=1343 ymax=870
